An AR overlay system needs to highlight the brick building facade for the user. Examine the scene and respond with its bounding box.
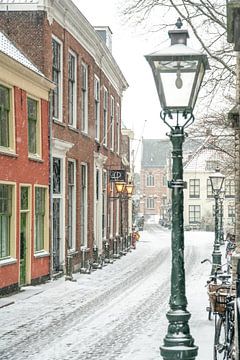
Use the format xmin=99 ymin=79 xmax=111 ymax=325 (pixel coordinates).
xmin=0 ymin=31 xmax=54 ymax=293
xmin=140 ymin=139 xmax=170 ymax=223
xmin=0 ymin=1 xmax=129 ymax=281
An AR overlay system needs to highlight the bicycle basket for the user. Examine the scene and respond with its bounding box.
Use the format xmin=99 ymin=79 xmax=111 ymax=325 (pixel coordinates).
xmin=208 ymin=284 xmax=231 ymax=314
xmin=208 ymin=284 xmax=220 ymax=313
xmin=215 ymin=287 xmax=231 ymax=314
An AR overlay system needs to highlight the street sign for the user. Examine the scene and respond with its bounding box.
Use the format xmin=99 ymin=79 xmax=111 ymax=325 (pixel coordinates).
xmin=109 ymin=170 xmax=125 ymax=182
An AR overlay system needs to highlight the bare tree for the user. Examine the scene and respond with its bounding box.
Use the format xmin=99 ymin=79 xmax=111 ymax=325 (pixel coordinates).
xmin=121 ymin=0 xmax=236 ymax=170
xmin=121 ymin=0 xmax=235 ymax=106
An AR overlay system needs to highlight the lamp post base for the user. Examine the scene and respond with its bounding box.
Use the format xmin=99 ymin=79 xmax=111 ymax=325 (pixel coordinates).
xmin=160 ymin=345 xmax=198 ymax=360
xmin=160 ymin=309 xmax=198 ymax=360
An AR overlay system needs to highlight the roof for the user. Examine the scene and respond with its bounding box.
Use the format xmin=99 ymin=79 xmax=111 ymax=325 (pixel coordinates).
xmin=0 ymin=31 xmax=44 ymax=76
xmin=141 ymin=137 xmax=201 ymax=168
xmin=141 ymin=139 xmax=171 ymax=168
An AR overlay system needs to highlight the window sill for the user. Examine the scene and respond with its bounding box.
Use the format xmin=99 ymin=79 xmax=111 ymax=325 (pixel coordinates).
xmin=68 ymin=125 xmax=79 ymax=133
xmin=28 ymin=155 xmax=43 ymax=163
xmin=34 ymin=250 xmax=50 ymax=258
xmin=0 ymin=147 xmax=18 ymax=158
xmin=0 ymin=257 xmax=17 ymax=267
xmin=68 ymin=249 xmax=78 ymax=256
xmin=81 ymin=131 xmax=89 ymax=138
xmin=53 ymin=118 xmax=66 ymax=127
xmin=81 ymin=246 xmax=90 ymax=252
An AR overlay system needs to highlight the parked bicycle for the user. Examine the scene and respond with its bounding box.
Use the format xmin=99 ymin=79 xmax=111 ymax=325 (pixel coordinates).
xmin=201 ymin=259 xmax=235 ymax=359
xmin=225 ymin=234 xmax=236 ymax=273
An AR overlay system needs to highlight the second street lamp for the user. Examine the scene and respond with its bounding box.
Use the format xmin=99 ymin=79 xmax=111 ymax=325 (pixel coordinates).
xmin=145 ymin=18 xmax=209 ymax=360
xmin=209 ymin=168 xmax=225 ymax=274
xmin=219 ymin=191 xmax=225 ymax=246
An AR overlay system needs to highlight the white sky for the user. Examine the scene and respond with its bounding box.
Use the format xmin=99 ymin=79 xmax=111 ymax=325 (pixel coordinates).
xmin=72 ymin=0 xmax=168 ymax=168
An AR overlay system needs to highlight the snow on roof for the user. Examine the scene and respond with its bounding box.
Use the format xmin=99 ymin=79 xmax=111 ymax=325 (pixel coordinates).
xmin=0 ymin=31 xmax=44 ymax=76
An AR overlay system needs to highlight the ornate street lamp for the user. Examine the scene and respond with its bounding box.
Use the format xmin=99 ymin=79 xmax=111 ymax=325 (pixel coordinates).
xmin=145 ymin=18 xmax=209 ymax=360
xmin=115 ymin=181 xmax=134 ymax=254
xmin=209 ymin=168 xmax=225 ymax=274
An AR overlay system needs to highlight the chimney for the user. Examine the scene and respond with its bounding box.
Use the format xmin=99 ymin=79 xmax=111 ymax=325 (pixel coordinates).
xmin=94 ymin=26 xmax=113 ymax=52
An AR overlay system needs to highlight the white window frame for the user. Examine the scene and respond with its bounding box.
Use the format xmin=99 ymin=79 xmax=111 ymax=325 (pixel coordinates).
xmin=67 ymin=159 xmax=76 ymax=251
xmin=68 ymin=50 xmax=77 ymax=129
xmin=103 ymin=87 xmax=108 ymax=147
xmin=94 ymin=75 xmax=100 ymax=141
xmin=146 ymin=173 xmax=154 ymax=187
xmin=116 ymin=103 xmax=120 ymax=154
xmin=81 ymin=163 xmax=88 ymax=247
xmin=0 ymin=83 xmax=15 ymax=155
xmin=147 ymin=197 xmax=155 ymax=209
xmin=0 ymin=182 xmax=16 ymax=262
xmin=27 ymin=95 xmax=42 ymax=160
xmin=34 ymin=185 xmax=49 ymax=255
xmin=110 ymin=96 xmax=115 ymax=151
xmin=81 ymin=62 xmax=88 ymax=134
xmin=52 ymin=35 xmax=63 ymax=122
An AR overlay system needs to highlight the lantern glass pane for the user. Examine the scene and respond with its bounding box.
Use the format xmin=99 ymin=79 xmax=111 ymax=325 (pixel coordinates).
xmin=210 ymin=176 xmax=224 ymax=193
xmin=160 ymin=72 xmax=195 ymax=108
xmin=153 ymin=59 xmax=199 ymax=109
xmin=191 ymin=63 xmax=205 ymax=108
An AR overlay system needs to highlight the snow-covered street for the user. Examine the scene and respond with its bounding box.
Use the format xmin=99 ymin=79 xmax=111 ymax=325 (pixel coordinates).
xmin=0 ymin=227 xmax=215 ymax=360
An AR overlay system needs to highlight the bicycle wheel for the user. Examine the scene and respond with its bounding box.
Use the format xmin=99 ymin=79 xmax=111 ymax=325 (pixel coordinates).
xmin=214 ymin=316 xmax=227 ymax=360
xmin=227 ymin=308 xmax=235 ymax=359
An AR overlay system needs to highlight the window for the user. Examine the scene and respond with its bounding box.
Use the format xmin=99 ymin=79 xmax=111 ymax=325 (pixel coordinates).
xmin=146 ymin=173 xmax=154 ymax=187
xmin=225 ymin=179 xmax=235 ymax=198
xmin=81 ymin=62 xmax=88 ymax=133
xmin=228 ymin=205 xmax=235 ymax=219
xmin=0 ymin=184 xmax=12 ymax=258
xmin=68 ymin=51 xmax=77 ymax=128
xmin=116 ymin=103 xmax=120 ymax=154
xmin=96 ymin=168 xmax=100 ymax=201
xmin=207 ymin=179 xmax=214 ymax=198
xmin=68 ymin=161 xmax=76 ymax=250
xmin=53 ymin=157 xmax=61 ymax=194
xmin=189 ymin=205 xmax=201 ymax=223
xmin=103 ymin=88 xmax=108 ymax=146
xmin=102 ymin=171 xmax=107 ymax=238
xmin=81 ymin=164 xmax=88 ymax=246
xmin=35 ymin=187 xmax=46 ymax=252
xmin=52 ymin=37 xmax=62 ymax=121
xmin=147 ymin=197 xmax=155 ymax=209
xmin=94 ymin=76 xmax=100 ymax=141
xmin=189 ymin=179 xmax=200 ymax=198
xmin=206 ymin=160 xmax=218 ymax=171
xmin=110 ymin=96 xmax=114 ymax=150
xmin=28 ymin=98 xmax=40 ymax=156
xmin=0 ymin=85 xmax=10 ymax=148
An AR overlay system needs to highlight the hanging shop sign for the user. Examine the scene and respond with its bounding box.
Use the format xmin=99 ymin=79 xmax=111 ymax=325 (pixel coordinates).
xmin=109 ymin=170 xmax=126 ymax=182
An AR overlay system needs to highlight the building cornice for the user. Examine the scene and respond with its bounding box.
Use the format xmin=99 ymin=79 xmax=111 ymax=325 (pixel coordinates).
xmin=0 ymin=51 xmax=54 ymax=99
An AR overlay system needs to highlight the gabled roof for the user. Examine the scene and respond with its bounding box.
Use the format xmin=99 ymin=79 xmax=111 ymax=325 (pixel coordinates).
xmin=141 ymin=137 xmax=201 ymax=168
xmin=141 ymin=139 xmax=171 ymax=168
xmin=0 ymin=31 xmax=44 ymax=77
xmin=183 ymin=138 xmax=227 ymax=173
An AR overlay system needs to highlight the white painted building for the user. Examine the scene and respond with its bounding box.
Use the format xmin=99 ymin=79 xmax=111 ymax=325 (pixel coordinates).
xmin=183 ymin=146 xmax=235 ymax=234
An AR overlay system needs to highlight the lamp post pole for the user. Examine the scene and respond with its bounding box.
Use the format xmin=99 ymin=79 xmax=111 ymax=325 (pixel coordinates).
xmin=212 ymin=193 xmax=222 ymax=274
xmin=145 ymin=18 xmax=209 ymax=360
xmin=159 ymin=115 xmax=198 ymax=360
xmin=219 ymin=194 xmax=224 ymax=245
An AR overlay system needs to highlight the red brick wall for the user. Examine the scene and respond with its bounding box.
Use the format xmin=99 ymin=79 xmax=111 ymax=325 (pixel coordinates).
xmin=0 ymin=10 xmax=125 ymax=268
xmin=0 ymin=88 xmax=50 ymax=289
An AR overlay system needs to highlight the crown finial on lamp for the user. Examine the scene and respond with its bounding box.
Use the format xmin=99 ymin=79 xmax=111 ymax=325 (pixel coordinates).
xmin=175 ymin=18 xmax=183 ymax=29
